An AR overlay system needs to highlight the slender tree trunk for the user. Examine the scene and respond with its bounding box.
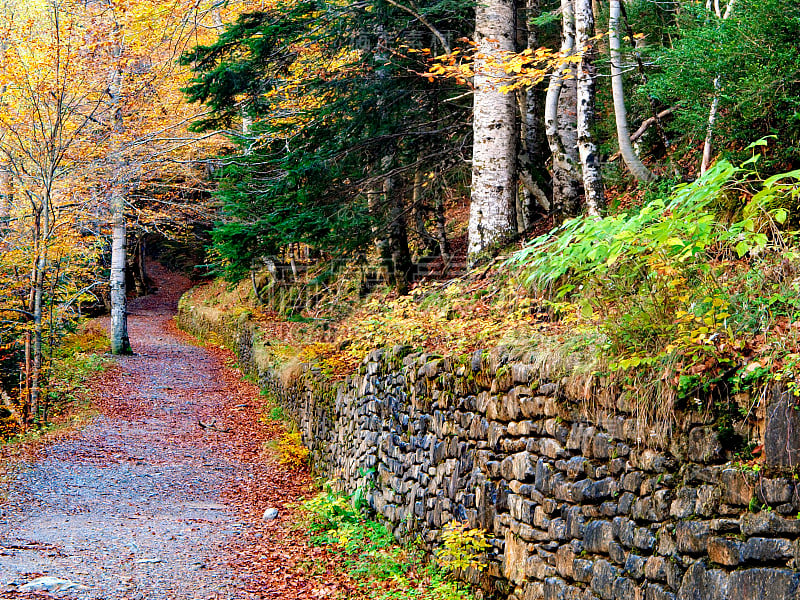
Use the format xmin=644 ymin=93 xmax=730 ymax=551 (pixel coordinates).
xmin=110 ymin=188 xmax=131 ymax=354
xmin=0 ymin=165 xmax=11 ymax=227
xmin=433 ymin=194 xmax=451 ymax=272
xmin=609 ymin=0 xmax=654 ymax=182
xmin=385 ymin=175 xmax=412 ymax=294
xmin=575 ymin=0 xmax=605 ymax=215
xmin=545 ymin=0 xmax=582 ymax=218
xmin=701 ymin=0 xmax=736 ymax=174
xmin=367 ymin=180 xmax=391 ymax=286
xmin=517 ymin=0 xmax=551 ymax=230
xmin=109 ymin=43 xmax=132 ymax=355
xmin=23 ymin=330 xmax=31 ymax=423
xmin=469 ymin=0 xmax=518 ymax=261
xmin=30 ymin=189 xmax=50 ymax=425
xmin=411 ymin=168 xmax=437 ymax=256
xmin=618 ymin=1 xmax=680 ymax=178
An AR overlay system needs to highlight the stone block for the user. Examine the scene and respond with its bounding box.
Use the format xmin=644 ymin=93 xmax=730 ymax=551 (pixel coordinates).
xmin=676 ymin=521 xmax=711 ymax=554
xmin=728 ymin=568 xmax=800 ymax=600
xmin=623 ymin=472 xmax=644 ymax=493
xmin=521 ymin=396 xmax=547 ymax=419
xmin=677 ymin=562 xmax=729 ymax=600
xmin=555 ymin=545 xmax=575 ymax=578
xmin=573 ymin=558 xmax=594 ymax=583
xmin=755 ymin=478 xmax=796 ymax=506
xmin=739 ymin=537 xmax=794 ymax=563
xmin=708 ymin=536 xmax=742 ymax=566
xmin=671 ymin=488 xmax=697 ymax=519
xmin=535 ymin=459 xmax=554 ymax=494
xmin=695 ymin=485 xmax=721 ymax=517
xmin=720 ymin=468 xmax=756 ymax=506
xmin=608 ymin=541 xmax=626 ymax=564
xmin=590 ymin=559 xmax=619 ymax=600
xmin=548 ymin=518 xmax=568 ymax=541
xmin=636 ymin=449 xmax=669 ymax=473
xmin=645 ymin=556 xmax=672 ymax=582
xmin=646 ymin=583 xmax=676 ymax=600
xmin=618 ymin=492 xmax=635 ymax=515
xmin=687 ymin=426 xmax=723 ymax=463
xmin=584 ymin=520 xmax=614 ymax=554
xmin=512 ymin=451 xmax=537 ymax=481
xmin=612 ymin=577 xmax=639 ymax=600
xmin=504 ymin=530 xmax=530 ymax=584
xmin=764 ymin=388 xmax=800 ymax=469
xmin=565 ymin=505 xmax=585 ymax=539
xmin=741 ymin=511 xmax=800 ymax=537
xmin=633 ymin=526 xmax=657 ymax=552
xmin=625 ymin=553 xmax=646 ymax=579
xmin=540 ymin=439 xmax=566 ymax=459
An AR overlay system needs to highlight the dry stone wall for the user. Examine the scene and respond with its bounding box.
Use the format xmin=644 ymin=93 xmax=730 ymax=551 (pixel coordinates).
xmin=178 ymin=303 xmax=800 ymax=600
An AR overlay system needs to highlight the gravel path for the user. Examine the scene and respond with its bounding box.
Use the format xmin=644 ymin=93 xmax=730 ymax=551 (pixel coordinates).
xmin=0 ymin=266 xmax=305 ymax=599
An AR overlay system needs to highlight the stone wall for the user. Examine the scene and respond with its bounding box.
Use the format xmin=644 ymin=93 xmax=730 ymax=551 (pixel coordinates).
xmin=178 ymin=301 xmax=800 ymax=600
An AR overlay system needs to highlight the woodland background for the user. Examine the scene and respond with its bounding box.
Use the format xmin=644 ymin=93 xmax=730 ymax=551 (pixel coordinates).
xmin=1 ymin=0 xmax=799 ymax=434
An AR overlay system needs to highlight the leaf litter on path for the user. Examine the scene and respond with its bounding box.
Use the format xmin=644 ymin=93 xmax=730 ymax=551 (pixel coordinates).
xmin=0 ymin=263 xmax=355 ymax=600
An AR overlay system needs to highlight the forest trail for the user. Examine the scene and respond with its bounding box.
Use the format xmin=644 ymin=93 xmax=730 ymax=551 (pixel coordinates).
xmin=0 ymin=264 xmax=335 ymax=600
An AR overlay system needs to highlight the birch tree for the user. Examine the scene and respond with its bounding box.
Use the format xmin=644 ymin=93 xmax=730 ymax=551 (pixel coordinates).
xmin=107 ymin=29 xmax=132 ymax=355
xmin=544 ymin=0 xmax=582 ymax=217
xmin=700 ymin=0 xmax=736 ymax=175
xmin=468 ymin=0 xmax=517 ymax=260
xmin=575 ymin=0 xmax=604 ymax=215
xmin=609 ymin=0 xmax=654 ymax=182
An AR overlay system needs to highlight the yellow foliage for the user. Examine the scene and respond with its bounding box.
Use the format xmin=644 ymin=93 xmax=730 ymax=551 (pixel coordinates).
xmin=436 ymin=521 xmax=491 ymax=573
xmin=276 ymin=432 xmax=310 ymax=468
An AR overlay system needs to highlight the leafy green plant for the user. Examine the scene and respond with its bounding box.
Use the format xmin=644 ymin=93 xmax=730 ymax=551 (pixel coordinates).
xmin=436 ymin=521 xmax=491 ymax=573
xmin=300 ymin=487 xmax=478 ymax=600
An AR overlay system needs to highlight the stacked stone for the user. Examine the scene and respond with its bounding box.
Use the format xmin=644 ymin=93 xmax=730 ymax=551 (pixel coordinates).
xmin=177 ymin=304 xmax=800 ymax=600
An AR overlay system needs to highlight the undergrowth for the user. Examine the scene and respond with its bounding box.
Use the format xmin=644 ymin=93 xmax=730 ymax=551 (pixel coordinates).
xmin=507 ymin=152 xmax=800 ymax=439
xmin=1 ymin=322 xmax=110 ymax=438
xmin=181 ymin=145 xmax=800 ymax=453
xmin=301 ymin=485 xmax=480 ymax=600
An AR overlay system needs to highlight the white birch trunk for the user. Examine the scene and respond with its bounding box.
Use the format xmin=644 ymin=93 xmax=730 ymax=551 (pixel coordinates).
xmin=700 ymin=0 xmax=736 ymax=175
xmin=109 ymin=53 xmax=131 ymax=355
xmin=575 ymin=0 xmax=604 ymax=215
xmin=468 ymin=0 xmax=517 ymax=260
xmin=609 ymin=0 xmax=655 ymax=182
xmin=545 ymin=0 xmax=582 ymax=217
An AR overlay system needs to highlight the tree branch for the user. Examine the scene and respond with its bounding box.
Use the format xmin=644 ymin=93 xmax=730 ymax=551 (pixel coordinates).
xmin=384 ymin=0 xmax=451 ymax=54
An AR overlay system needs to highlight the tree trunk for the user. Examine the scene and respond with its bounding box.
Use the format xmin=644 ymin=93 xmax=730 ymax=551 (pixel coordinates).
xmin=385 ymin=175 xmax=412 ymax=294
xmin=433 ymin=194 xmax=451 ymax=273
xmin=30 ymin=189 xmax=50 ymax=425
xmin=110 ymin=188 xmax=131 ymax=355
xmin=517 ymin=0 xmax=551 ymax=231
xmin=0 ymin=164 xmax=11 ymax=227
xmin=575 ymin=0 xmax=605 ymax=215
xmin=545 ymin=0 xmax=582 ymax=218
xmin=411 ymin=168 xmax=437 ymax=256
xmin=469 ymin=0 xmax=518 ymax=261
xmin=109 ymin=45 xmax=132 ymax=356
xmin=701 ymin=0 xmax=736 ymax=174
xmin=609 ymin=0 xmax=655 ymax=182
